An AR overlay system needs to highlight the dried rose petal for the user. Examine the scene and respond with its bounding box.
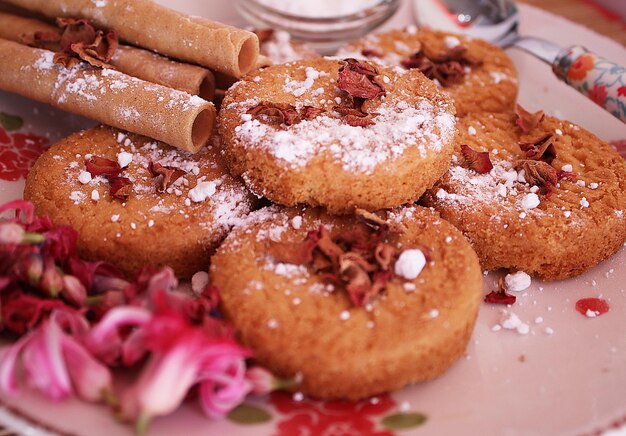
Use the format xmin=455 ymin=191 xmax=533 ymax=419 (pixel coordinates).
xmin=461 ymin=144 xmax=493 ymax=173
xmin=86 ymin=156 xmax=122 ymax=178
xmin=247 ymin=103 xmax=301 ymax=126
xmin=484 ymin=278 xmax=516 ymax=305
xmin=515 ymin=104 xmax=544 ymax=133
xmin=402 ymin=45 xmax=481 ymax=87
xmin=557 ymin=170 xmax=575 ymax=181
xmin=337 ymin=59 xmax=386 ymax=100
xmin=333 ymin=104 xmax=376 ymax=127
xmin=374 ymin=243 xmax=396 ymax=271
xmin=109 ymin=176 xmax=133 ymax=200
xmin=519 ymin=134 xmax=557 ymax=164
xmin=149 ymin=162 xmax=187 ymax=193
xmin=515 ymin=160 xmax=558 ymax=196
xmin=300 ymin=106 xmax=326 ymax=120
xmin=70 ymin=30 xmax=118 ymax=68
xmin=55 ymin=18 xmax=118 ymax=68
xmin=361 ymin=48 xmax=384 ymax=58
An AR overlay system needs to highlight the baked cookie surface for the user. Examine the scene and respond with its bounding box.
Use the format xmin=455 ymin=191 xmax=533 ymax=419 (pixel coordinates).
xmin=24 ymin=126 xmax=257 ymax=278
xmin=338 ymin=27 xmax=518 ymax=117
xmin=218 ymin=58 xmax=457 ymax=214
xmin=421 ymin=111 xmax=626 ymax=280
xmin=210 ymin=205 xmax=482 ymax=400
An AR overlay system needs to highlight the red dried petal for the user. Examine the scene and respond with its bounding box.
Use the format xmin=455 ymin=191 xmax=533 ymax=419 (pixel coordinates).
xmin=519 ymin=134 xmax=557 ymax=164
xmin=515 ymin=104 xmax=545 ymax=133
xmin=70 ymin=30 xmax=118 ymax=68
xmin=361 ymin=49 xmax=383 ymax=58
xmin=461 ymin=144 xmax=493 ymax=174
xmin=484 ymin=290 xmax=516 ymax=305
xmin=402 ymin=45 xmax=481 ymax=87
xmin=109 ymin=176 xmax=132 ymax=200
xmin=148 ymin=162 xmax=187 ymax=193
xmin=515 ymin=160 xmax=558 ymax=196
xmin=333 ymin=104 xmax=376 ymax=127
xmin=374 ymin=243 xmax=396 ymax=270
xmin=575 ymin=297 xmax=609 ymax=317
xmin=247 ymin=103 xmax=301 ymax=126
xmin=337 ymin=59 xmax=386 ymax=100
xmin=85 ymin=156 xmax=122 ymax=177
xmin=55 ymin=18 xmax=118 ymax=68
xmin=484 ymin=278 xmax=516 ymax=305
xmin=557 ymin=170 xmax=575 ymax=181
xmin=300 ymin=106 xmax=326 ymax=120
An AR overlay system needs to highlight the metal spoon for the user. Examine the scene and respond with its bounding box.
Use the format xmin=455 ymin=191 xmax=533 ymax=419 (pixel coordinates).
xmin=413 ymin=0 xmax=626 ymax=122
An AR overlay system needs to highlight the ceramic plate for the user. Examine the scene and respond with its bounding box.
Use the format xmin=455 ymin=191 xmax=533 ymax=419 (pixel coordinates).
xmin=0 ymin=2 xmax=625 ymax=435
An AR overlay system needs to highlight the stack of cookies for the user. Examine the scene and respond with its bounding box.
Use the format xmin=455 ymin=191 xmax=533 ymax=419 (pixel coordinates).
xmin=24 ymin=26 xmax=626 ymax=401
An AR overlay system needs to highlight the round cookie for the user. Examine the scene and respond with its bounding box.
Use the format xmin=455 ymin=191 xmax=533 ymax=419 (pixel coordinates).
xmin=218 ymin=58 xmax=457 ymax=214
xmin=338 ymin=27 xmax=518 ymax=117
xmin=25 ymin=126 xmax=257 ymax=278
xmin=421 ymin=111 xmax=626 ymax=280
xmin=210 ymin=205 xmax=482 ymax=400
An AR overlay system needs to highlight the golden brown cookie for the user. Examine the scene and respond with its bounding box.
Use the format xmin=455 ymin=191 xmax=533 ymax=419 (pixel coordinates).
xmin=338 ymin=27 xmax=518 ymax=117
xmin=421 ymin=111 xmax=626 ymax=280
xmin=218 ymin=58 xmax=457 ymax=214
xmin=210 ymin=205 xmax=482 ymax=400
xmin=24 ymin=126 xmax=257 ymax=278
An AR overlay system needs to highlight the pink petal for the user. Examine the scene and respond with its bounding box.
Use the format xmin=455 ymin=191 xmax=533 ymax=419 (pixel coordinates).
xmin=121 ymin=336 xmax=205 ymax=421
xmin=146 ymin=267 xmax=177 ymax=294
xmin=0 ymin=200 xmax=35 ymax=225
xmin=49 ymin=310 xmax=90 ymax=338
xmin=0 ymin=334 xmax=34 ymax=395
xmin=198 ymin=359 xmax=250 ymax=418
xmin=22 ymin=321 xmax=72 ymax=401
xmin=245 ymin=366 xmax=275 ymax=395
xmin=87 ymin=306 xmax=151 ymax=363
xmin=121 ymin=328 xmax=148 ymax=367
xmin=61 ymin=335 xmax=113 ymax=402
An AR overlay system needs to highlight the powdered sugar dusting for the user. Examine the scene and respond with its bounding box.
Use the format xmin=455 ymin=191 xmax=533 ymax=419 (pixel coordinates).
xmin=231 ymin=96 xmax=455 ymax=175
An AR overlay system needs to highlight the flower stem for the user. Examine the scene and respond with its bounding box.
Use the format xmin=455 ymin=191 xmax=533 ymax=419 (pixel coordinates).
xmin=135 ymin=413 xmax=151 ymax=436
xmin=22 ymin=232 xmax=45 ymax=244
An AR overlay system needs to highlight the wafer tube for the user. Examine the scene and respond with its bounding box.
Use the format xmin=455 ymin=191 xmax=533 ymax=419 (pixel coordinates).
xmin=0 ymin=11 xmax=215 ymax=101
xmin=1 ymin=0 xmax=259 ymax=77
xmin=0 ymin=38 xmax=215 ymax=153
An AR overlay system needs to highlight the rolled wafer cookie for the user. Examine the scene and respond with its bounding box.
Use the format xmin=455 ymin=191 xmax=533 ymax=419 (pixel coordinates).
xmin=0 ymin=38 xmax=215 ymax=153
xmin=0 ymin=11 xmax=216 ymax=101
xmin=2 ymin=0 xmax=259 ymax=77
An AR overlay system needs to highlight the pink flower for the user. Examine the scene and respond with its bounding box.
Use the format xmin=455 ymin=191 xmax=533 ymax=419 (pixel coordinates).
xmin=0 ymin=310 xmax=112 ymax=403
xmin=61 ymin=275 xmax=87 ymax=306
xmin=118 ymin=292 xmax=251 ymax=431
xmin=86 ymin=306 xmax=152 ymax=366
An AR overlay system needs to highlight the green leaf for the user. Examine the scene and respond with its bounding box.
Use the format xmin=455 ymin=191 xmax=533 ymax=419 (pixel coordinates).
xmin=227 ymin=404 xmax=272 ymax=425
xmin=0 ymin=112 xmax=23 ymax=131
xmin=381 ymin=412 xmax=428 ymax=430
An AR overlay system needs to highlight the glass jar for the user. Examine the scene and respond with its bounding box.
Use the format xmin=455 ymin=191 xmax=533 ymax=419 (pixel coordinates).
xmin=236 ymin=0 xmax=401 ymax=53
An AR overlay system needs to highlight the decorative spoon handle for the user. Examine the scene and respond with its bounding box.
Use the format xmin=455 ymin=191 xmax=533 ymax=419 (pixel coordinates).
xmin=552 ymin=46 xmax=626 ymax=123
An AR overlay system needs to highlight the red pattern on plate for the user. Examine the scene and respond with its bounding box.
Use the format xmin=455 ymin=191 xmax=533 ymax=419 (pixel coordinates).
xmin=270 ymin=391 xmax=396 ymax=436
xmin=0 ymin=127 xmax=49 ymax=181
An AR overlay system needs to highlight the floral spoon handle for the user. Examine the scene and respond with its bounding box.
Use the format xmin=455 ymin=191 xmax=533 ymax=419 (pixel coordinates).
xmin=552 ymin=46 xmax=626 ymax=123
